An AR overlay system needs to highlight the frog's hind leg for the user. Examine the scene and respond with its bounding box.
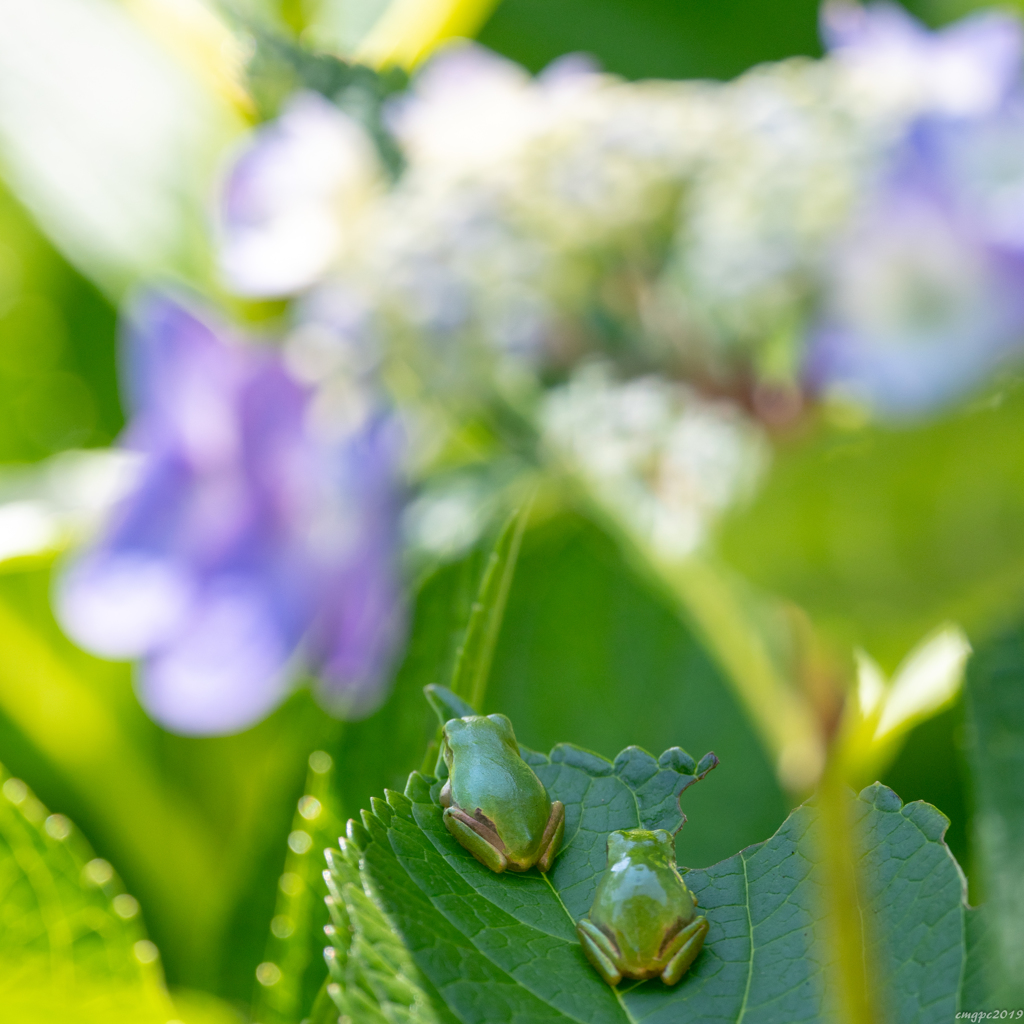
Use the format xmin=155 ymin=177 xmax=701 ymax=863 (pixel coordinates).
xmin=659 ymin=915 xmax=709 ymax=986
xmin=443 ymin=807 xmax=508 ymax=873
xmin=576 ymin=918 xmax=623 ymax=986
xmin=537 ymin=800 xmax=565 ymax=873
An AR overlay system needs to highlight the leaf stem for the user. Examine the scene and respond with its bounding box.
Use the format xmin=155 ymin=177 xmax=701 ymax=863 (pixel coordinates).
xmin=817 ymin=762 xmax=880 ymax=1024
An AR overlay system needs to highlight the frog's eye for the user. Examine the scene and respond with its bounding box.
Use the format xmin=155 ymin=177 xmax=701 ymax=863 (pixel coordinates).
xmin=606 ymin=831 xmax=631 ymax=861
xmin=486 ymin=714 xmax=516 ymax=741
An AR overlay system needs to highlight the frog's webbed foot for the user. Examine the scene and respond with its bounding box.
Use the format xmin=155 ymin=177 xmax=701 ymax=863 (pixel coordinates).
xmin=576 ymin=918 xmax=622 ymax=986
xmin=443 ymin=806 xmax=508 ymax=873
xmin=659 ymin=915 xmax=708 ymax=986
xmin=537 ymin=800 xmax=565 ymax=873
xmin=439 ymin=779 xmax=452 ymax=808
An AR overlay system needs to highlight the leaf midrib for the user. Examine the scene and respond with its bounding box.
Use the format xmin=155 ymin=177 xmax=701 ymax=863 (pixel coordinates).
xmin=540 ymin=866 xmax=638 ymax=1024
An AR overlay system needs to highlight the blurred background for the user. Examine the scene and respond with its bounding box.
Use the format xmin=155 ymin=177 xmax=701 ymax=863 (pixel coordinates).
xmin=1 ymin=0 xmax=1022 ymax=1018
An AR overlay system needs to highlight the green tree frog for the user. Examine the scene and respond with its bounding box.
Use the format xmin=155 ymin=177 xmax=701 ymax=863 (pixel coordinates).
xmin=576 ymin=828 xmax=709 ymax=986
xmin=439 ymin=714 xmax=565 ymax=873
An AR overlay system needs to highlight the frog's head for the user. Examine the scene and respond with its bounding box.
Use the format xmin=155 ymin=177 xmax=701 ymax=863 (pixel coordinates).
xmin=606 ymin=828 xmax=677 ymax=869
xmin=441 ymin=713 xmax=518 ymax=767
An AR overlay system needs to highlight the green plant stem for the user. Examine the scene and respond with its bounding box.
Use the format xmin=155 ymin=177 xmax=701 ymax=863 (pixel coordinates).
xmin=817 ymin=760 xmax=880 ymax=1024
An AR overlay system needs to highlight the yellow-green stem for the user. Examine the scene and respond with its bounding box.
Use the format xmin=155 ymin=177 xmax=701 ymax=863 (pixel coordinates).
xmin=817 ymin=760 xmax=881 ymax=1024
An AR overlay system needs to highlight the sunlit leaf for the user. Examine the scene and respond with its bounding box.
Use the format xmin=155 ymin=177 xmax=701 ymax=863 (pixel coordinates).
xmin=842 ymin=624 xmax=971 ymax=787
xmin=0 ymin=0 xmax=241 ymax=294
xmin=0 ymin=762 xmax=234 ymax=1024
xmin=253 ymin=749 xmax=346 ymax=1024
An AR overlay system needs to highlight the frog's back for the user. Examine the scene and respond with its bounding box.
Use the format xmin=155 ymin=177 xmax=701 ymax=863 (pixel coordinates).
xmin=594 ymin=850 xmax=694 ymax=974
xmin=447 ymin=721 xmax=551 ymax=860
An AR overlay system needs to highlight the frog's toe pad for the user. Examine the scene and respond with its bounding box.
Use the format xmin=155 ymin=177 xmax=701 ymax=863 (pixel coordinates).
xmin=577 ymin=919 xmax=622 ymax=987
xmin=443 ymin=807 xmax=508 ymax=873
xmin=660 ymin=916 xmax=709 ymax=986
xmin=538 ymin=800 xmax=565 ymax=873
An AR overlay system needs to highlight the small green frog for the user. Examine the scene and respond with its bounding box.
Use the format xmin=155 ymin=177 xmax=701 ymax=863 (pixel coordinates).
xmin=576 ymin=828 xmax=708 ymax=986
xmin=439 ymin=714 xmax=565 ymax=873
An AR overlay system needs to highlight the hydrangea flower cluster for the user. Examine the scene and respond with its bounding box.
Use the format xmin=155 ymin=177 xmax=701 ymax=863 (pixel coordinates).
xmin=57 ymin=295 xmax=404 ymax=734
xmin=59 ymin=3 xmax=1024 ymax=733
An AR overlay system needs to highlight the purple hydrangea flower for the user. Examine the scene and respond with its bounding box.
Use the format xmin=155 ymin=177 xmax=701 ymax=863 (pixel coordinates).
xmin=807 ymin=113 xmax=1024 ymax=417
xmin=56 ymin=294 xmax=405 ymax=734
xmin=218 ymin=92 xmax=381 ymax=298
xmin=822 ymin=1 xmax=1022 ymax=117
xmin=808 ymin=6 xmax=1024 ymax=417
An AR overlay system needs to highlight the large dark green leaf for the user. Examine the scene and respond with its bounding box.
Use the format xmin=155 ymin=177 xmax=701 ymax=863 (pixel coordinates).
xmin=326 ymin=740 xmax=970 ymax=1023
xmin=478 ymin=0 xmax=822 ymax=80
xmin=488 ymin=515 xmax=790 ymax=869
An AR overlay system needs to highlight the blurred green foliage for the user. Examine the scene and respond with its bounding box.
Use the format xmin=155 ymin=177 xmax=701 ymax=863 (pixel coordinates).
xmin=477 ymin=0 xmax=1012 ymax=81
xmin=0 ymin=564 xmax=328 ymax=1005
xmin=0 ymin=184 xmax=121 ymax=462
xmin=964 ymin=623 xmax=1024 ymax=1004
xmin=478 ymin=0 xmax=823 ymax=79
xmin=717 ymin=379 xmax=1024 ymax=672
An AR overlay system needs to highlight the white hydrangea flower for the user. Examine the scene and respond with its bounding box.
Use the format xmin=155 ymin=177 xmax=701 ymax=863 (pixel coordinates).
xmin=661 ymin=58 xmax=885 ymax=350
xmin=541 ymin=363 xmax=768 ymax=560
xmin=219 ymin=92 xmax=382 ymax=297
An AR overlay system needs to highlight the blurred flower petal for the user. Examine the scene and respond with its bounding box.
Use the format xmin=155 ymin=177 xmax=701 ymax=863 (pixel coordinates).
xmin=387 ymin=44 xmax=537 ymax=172
xmin=542 ymin=364 xmax=767 ymax=560
xmin=219 ymin=93 xmax=381 ymax=297
xmin=56 ymin=293 xmax=405 ymax=734
xmin=808 ymin=119 xmax=1024 ymax=417
xmin=138 ymin=579 xmax=295 ymax=735
xmin=823 ymin=1 xmax=1022 ymax=116
xmin=57 ymin=551 xmax=192 ymax=659
xmin=310 ymin=415 xmax=406 ymax=717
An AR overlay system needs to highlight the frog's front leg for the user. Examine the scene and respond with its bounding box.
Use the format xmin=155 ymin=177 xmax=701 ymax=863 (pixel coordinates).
xmin=659 ymin=915 xmax=709 ymax=985
xmin=443 ymin=806 xmax=508 ymax=873
xmin=537 ymin=800 xmax=565 ymax=872
xmin=576 ymin=918 xmax=623 ymax=986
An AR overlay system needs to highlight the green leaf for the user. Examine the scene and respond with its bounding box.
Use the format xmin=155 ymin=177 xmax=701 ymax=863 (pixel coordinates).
xmin=0 ymin=578 xmax=233 ymax=986
xmin=448 ymin=504 xmax=531 ymax=712
xmin=424 ymin=684 xmax=477 ymax=726
xmin=963 ymin=623 xmax=1024 ymax=1003
xmin=253 ymin=750 xmax=346 ymax=1024
xmin=328 ymin=746 xmax=970 ymax=1023
xmin=717 ymin=383 xmax=1024 ymax=672
xmin=323 ymin=827 xmax=456 ymax=1024
xmin=0 ymin=763 xmax=233 ymax=1023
